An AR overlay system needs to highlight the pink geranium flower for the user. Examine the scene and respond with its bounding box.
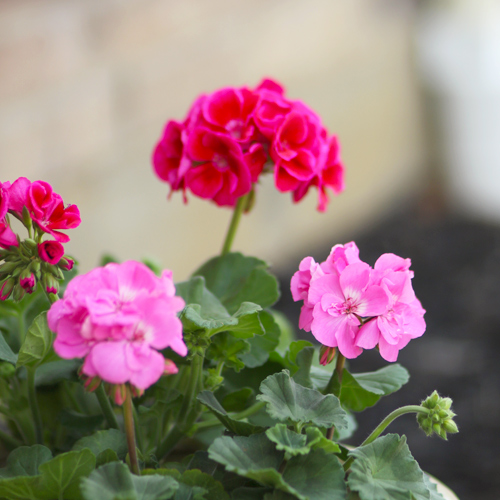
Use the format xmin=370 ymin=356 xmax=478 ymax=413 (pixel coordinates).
xmin=48 ymin=261 xmax=187 ymax=390
xmin=308 ymin=262 xmax=389 ymax=358
xmin=292 ymin=243 xmax=426 ymax=361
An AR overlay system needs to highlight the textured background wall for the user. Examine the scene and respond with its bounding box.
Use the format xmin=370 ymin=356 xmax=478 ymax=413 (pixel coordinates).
xmin=0 ymin=0 xmax=425 ymax=279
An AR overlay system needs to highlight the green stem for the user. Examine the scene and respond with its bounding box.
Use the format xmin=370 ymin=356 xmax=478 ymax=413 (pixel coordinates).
xmin=325 ymin=354 xmax=346 ymax=440
xmin=221 ymin=194 xmax=248 ymax=256
xmin=343 ymin=405 xmax=430 ymax=472
xmin=132 ymin=403 xmax=144 ymax=454
xmin=27 ymin=367 xmax=43 ymax=444
xmin=123 ymin=387 xmax=140 ymax=475
xmin=156 ymin=352 xmax=204 ymax=459
xmin=95 ymin=384 xmax=120 ymax=430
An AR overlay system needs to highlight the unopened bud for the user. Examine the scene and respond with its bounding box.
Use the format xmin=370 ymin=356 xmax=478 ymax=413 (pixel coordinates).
xmin=0 ymin=260 xmax=19 ymax=275
xmin=42 ymin=274 xmax=60 ymax=295
xmin=83 ymin=376 xmax=101 ymax=392
xmin=164 ymin=359 xmax=178 ymax=375
xmin=0 ymin=362 xmax=15 ymax=379
xmin=110 ymin=384 xmax=127 ymax=406
xmin=0 ymin=277 xmax=15 ymax=300
xmin=19 ymin=268 xmax=35 ymax=294
xmin=12 ymin=284 xmax=26 ymax=302
xmin=319 ymin=345 xmax=336 ymax=366
xmin=21 ymin=206 xmax=32 ymax=229
xmin=417 ymin=391 xmax=458 ymax=440
xmin=59 ymin=257 xmax=75 ymax=271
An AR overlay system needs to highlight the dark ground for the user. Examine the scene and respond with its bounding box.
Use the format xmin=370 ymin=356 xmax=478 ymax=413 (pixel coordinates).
xmin=275 ymin=205 xmax=500 ymax=500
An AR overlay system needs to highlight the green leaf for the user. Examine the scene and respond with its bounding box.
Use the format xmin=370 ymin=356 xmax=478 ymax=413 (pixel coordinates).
xmin=232 ymin=487 xmax=272 ymax=500
xmin=304 ymin=427 xmax=341 ymax=454
xmin=291 ymin=346 xmax=315 ymax=389
xmin=38 ymin=448 xmax=95 ymax=500
xmin=257 ymin=370 xmax=348 ymax=429
xmin=239 ymin=311 xmax=280 ymax=369
xmin=197 ymin=391 xmax=265 ymax=436
xmin=205 ymin=333 xmax=250 ymax=372
xmin=221 ymin=388 xmax=254 ymax=413
xmin=193 ymin=253 xmax=280 ymax=314
xmin=208 ymin=434 xmax=284 ymax=487
xmin=348 ymin=434 xmax=430 ymax=500
xmin=81 ymin=462 xmax=178 ymax=500
xmin=17 ymin=313 xmax=52 ymax=369
xmin=0 ymin=445 xmax=52 ymax=478
xmin=0 ymin=332 xmax=17 ymax=364
xmin=423 ymin=474 xmax=445 ymax=500
xmin=265 ymin=424 xmax=309 ymax=456
xmin=340 ymin=365 xmax=410 ymax=412
xmin=72 ymin=429 xmax=128 ymax=459
xmin=265 ymin=425 xmax=340 ymax=457
xmin=0 ymin=475 xmax=45 ymax=499
xmin=95 ymin=449 xmax=120 ymax=467
xmin=281 ymin=449 xmax=346 ymax=500
xmin=175 ymin=469 xmax=229 ymax=500
xmin=209 ymin=435 xmax=346 ymax=500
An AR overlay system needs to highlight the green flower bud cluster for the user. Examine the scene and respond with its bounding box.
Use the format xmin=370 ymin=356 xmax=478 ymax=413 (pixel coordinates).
xmin=417 ymin=390 xmax=458 ymax=440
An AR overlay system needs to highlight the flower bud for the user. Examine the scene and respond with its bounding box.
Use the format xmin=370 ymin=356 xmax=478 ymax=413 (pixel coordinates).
xmin=12 ymin=284 xmax=26 ymax=302
xmin=0 ymin=260 xmax=20 ymax=275
xmin=19 ymin=268 xmax=35 ymax=294
xmin=23 ymin=238 xmax=37 ymax=250
xmin=38 ymin=240 xmax=64 ymax=265
xmin=417 ymin=391 xmax=458 ymax=440
xmin=83 ymin=376 xmax=102 ymax=393
xmin=110 ymin=384 xmax=127 ymax=406
xmin=0 ymin=362 xmax=15 ymax=379
xmin=21 ymin=206 xmax=32 ymax=230
xmin=164 ymin=359 xmax=178 ymax=375
xmin=0 ymin=277 xmax=15 ymax=300
xmin=319 ymin=345 xmax=336 ymax=366
xmin=59 ymin=257 xmax=75 ymax=271
xmin=42 ymin=274 xmax=60 ymax=295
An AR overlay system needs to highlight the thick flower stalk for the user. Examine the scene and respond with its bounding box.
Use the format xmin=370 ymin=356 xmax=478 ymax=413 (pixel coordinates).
xmin=152 ymin=78 xmax=345 ymax=212
xmin=291 ymin=242 xmax=426 ymax=361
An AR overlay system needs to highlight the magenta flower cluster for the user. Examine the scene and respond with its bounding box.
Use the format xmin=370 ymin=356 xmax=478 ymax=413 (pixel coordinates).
xmin=153 ymin=78 xmax=345 ymax=211
xmin=48 ymin=261 xmax=187 ymax=391
xmin=291 ymin=242 xmax=426 ymax=361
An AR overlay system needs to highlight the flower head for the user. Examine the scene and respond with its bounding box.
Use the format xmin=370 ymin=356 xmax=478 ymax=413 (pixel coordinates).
xmin=291 ymin=242 xmax=426 ymax=360
xmin=48 ymin=261 xmax=187 ymax=390
xmin=152 ymin=78 xmax=345 ymax=211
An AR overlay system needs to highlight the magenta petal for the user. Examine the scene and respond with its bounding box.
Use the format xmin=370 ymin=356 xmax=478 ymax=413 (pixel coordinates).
xmin=310 ymin=304 xmax=347 ymax=347
xmin=378 ymin=336 xmax=401 ymax=362
xmin=186 ymin=164 xmax=223 ymax=199
xmin=336 ymin=323 xmax=363 ymax=359
xmin=339 ymin=262 xmax=371 ymax=299
xmin=308 ymin=274 xmax=343 ymax=305
xmin=87 ymin=341 xmax=129 ymax=384
xmin=129 ymin=351 xmax=165 ymax=389
xmin=357 ymin=285 xmax=390 ymax=317
xmin=298 ymin=304 xmax=314 ymax=332
xmin=356 ymin=319 xmax=380 ymax=349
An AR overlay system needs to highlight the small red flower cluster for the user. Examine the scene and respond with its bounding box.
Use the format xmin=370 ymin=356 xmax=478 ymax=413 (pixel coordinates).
xmin=0 ymin=178 xmax=80 ymax=299
xmin=153 ymin=79 xmax=345 ymax=211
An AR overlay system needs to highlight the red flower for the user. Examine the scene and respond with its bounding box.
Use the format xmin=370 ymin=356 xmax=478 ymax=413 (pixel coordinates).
xmin=38 ymin=240 xmax=65 ymax=265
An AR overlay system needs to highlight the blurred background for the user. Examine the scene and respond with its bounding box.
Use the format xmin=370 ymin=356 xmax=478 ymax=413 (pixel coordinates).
xmin=2 ymin=0 xmax=500 ymax=497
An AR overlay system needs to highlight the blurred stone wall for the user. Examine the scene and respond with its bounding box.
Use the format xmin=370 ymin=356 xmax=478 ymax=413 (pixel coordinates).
xmin=0 ymin=0 xmax=425 ymax=279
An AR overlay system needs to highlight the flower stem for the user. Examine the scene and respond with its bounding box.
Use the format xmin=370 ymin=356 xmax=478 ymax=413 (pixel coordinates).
xmin=325 ymin=353 xmax=346 ymax=440
xmin=123 ymin=386 xmax=140 ymax=475
xmin=95 ymin=384 xmax=119 ymax=430
xmin=343 ymin=405 xmax=430 ymax=472
xmin=27 ymin=367 xmax=43 ymax=444
xmin=0 ymin=427 xmax=22 ymax=450
xmin=221 ymin=194 xmax=248 ymax=256
xmin=156 ymin=351 xmax=205 ymax=459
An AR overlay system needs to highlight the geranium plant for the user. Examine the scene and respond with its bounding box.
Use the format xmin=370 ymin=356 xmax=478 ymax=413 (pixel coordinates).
xmin=0 ymin=79 xmax=458 ymax=500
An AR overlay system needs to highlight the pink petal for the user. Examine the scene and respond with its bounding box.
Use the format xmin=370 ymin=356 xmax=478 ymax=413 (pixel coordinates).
xmin=308 ymin=273 xmax=343 ymax=306
xmin=86 ymin=341 xmax=130 ymax=384
xmin=311 ymin=304 xmax=347 ymax=347
xmin=339 ymin=262 xmax=371 ymax=300
xmin=336 ymin=324 xmax=363 ymax=359
xmin=356 ymin=319 xmax=380 ymax=349
xmin=357 ymin=285 xmax=390 ymax=317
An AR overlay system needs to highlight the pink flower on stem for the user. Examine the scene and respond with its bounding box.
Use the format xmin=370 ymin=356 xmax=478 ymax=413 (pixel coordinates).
xmin=38 ymin=240 xmax=65 ymax=265
xmin=48 ymin=261 xmax=187 ymax=391
xmin=308 ymin=262 xmax=389 ymax=359
xmin=292 ymin=243 xmax=426 ymax=361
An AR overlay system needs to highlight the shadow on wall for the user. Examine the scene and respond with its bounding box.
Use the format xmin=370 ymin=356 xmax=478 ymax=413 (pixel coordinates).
xmin=276 ymin=203 xmax=500 ymax=500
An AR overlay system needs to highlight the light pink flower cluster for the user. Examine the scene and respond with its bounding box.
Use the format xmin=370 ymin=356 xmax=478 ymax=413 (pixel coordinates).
xmin=153 ymin=78 xmax=344 ymax=211
xmin=48 ymin=261 xmax=187 ymax=391
xmin=291 ymin=242 xmax=426 ymax=361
